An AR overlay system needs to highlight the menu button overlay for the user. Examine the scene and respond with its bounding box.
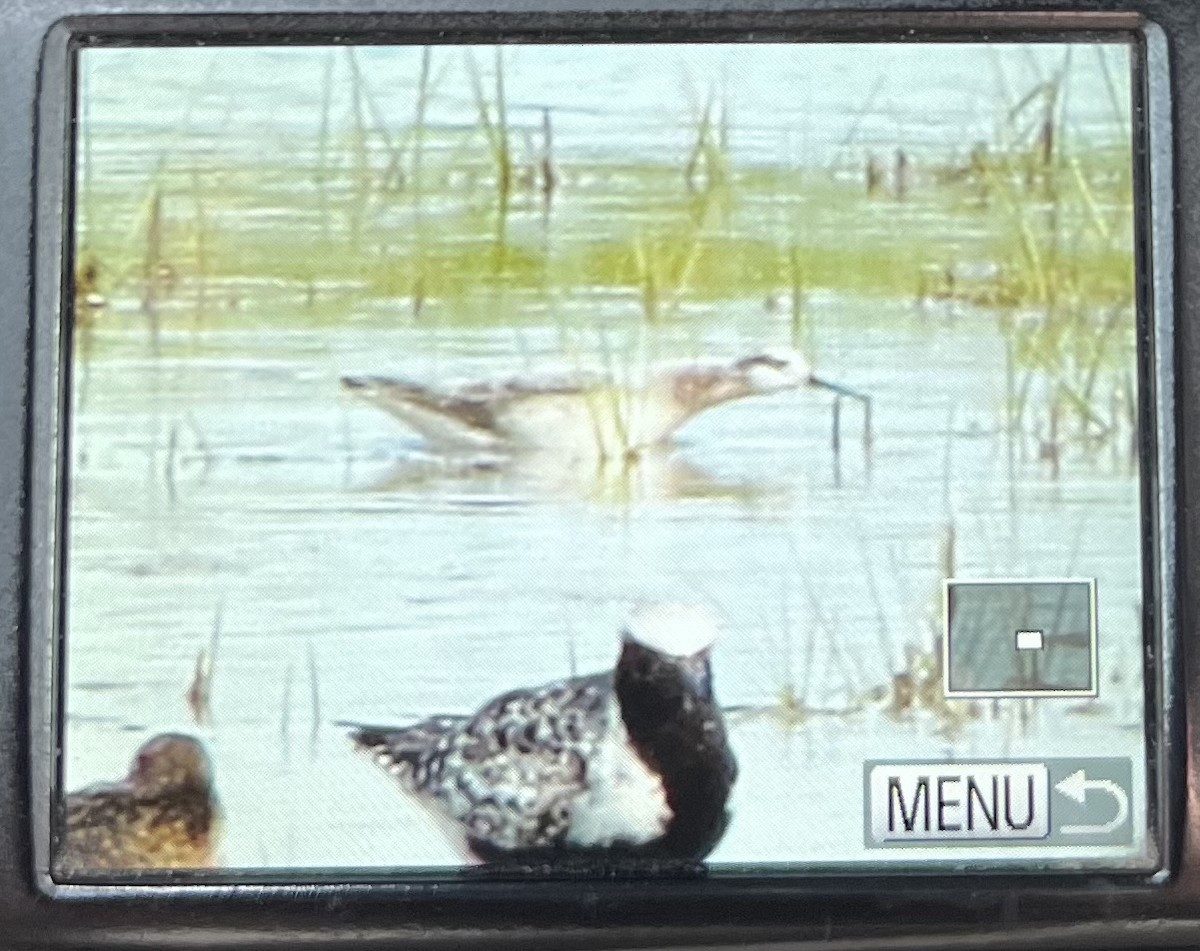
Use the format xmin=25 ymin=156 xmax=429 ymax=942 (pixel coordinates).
xmin=864 ymin=758 xmax=1134 ymax=848
xmin=868 ymin=762 xmax=1049 ymax=844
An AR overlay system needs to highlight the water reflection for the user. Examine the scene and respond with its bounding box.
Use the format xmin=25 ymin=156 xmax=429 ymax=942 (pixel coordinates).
xmin=353 ymin=445 xmax=786 ymax=506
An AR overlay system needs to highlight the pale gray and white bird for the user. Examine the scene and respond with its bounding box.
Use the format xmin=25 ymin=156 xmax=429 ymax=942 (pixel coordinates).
xmin=342 ymin=348 xmax=866 ymax=459
xmin=347 ymin=603 xmax=737 ymax=865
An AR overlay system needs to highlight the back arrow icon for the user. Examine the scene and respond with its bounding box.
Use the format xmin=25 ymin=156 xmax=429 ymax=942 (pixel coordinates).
xmin=1054 ymin=769 xmax=1129 ymax=835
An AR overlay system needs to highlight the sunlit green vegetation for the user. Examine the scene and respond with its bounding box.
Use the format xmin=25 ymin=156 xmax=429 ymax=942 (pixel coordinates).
xmin=76 ymin=147 xmax=1133 ymax=315
xmin=73 ymin=46 xmax=1137 ymax=466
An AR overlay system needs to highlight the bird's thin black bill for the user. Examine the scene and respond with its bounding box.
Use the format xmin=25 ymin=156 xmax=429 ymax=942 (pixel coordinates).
xmin=811 ymin=375 xmax=871 ymax=404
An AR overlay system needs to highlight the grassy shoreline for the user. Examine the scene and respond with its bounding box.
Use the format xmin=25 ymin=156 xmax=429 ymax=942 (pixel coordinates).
xmin=76 ymin=148 xmax=1134 ymax=315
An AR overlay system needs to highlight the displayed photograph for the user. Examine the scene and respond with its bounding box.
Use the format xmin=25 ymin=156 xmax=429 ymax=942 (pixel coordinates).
xmin=58 ymin=40 xmax=1147 ymax=877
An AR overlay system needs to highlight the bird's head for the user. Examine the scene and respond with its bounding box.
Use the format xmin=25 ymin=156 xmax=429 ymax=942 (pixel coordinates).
xmin=734 ymin=348 xmax=813 ymax=394
xmin=621 ymin=601 xmax=720 ymax=700
xmin=127 ymin=734 xmax=213 ymax=797
xmin=735 ymin=348 xmax=869 ymax=403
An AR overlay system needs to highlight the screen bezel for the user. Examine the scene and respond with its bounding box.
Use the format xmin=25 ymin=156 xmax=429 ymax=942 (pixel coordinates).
xmin=10 ymin=1 xmax=1184 ymax=941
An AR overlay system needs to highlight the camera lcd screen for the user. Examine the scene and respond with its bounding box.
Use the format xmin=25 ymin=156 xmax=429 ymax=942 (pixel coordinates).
xmin=56 ymin=39 xmax=1153 ymax=879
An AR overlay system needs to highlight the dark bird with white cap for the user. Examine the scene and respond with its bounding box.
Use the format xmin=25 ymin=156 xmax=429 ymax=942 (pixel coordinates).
xmin=347 ymin=602 xmax=737 ymax=865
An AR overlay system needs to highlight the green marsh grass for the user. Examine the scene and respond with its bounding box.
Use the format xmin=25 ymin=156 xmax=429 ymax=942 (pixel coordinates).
xmin=411 ymin=46 xmax=433 ymax=218
xmin=977 ymin=57 xmax=1135 ymax=463
xmin=344 ymin=48 xmax=372 ymax=251
xmin=466 ymin=46 xmax=515 ymax=260
xmin=189 ymin=167 xmax=210 ymax=330
xmin=140 ymin=186 xmax=165 ymax=352
xmin=74 ymin=55 xmax=1136 ymax=477
xmin=78 ymin=160 xmax=1130 ymax=323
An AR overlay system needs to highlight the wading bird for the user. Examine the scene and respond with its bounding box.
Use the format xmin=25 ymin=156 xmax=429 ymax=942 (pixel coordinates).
xmin=342 ymin=348 xmax=868 ymax=459
xmin=57 ymin=734 xmax=220 ymax=873
xmin=347 ymin=602 xmax=737 ymax=865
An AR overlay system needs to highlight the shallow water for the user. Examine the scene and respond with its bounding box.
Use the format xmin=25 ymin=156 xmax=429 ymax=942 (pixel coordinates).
xmin=63 ymin=289 xmax=1149 ymax=871
xmin=82 ymin=43 xmax=1131 ymax=171
xmin=61 ymin=39 xmax=1145 ymax=872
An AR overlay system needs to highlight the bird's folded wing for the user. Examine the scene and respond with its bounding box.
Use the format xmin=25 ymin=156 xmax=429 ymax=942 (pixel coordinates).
xmin=63 ymin=786 xmax=137 ymax=832
xmin=351 ymin=673 xmax=611 ymax=852
xmin=454 ymin=370 xmax=601 ymax=405
xmin=450 ymin=674 xmax=612 ymax=849
xmin=374 ymin=379 xmax=504 ymax=434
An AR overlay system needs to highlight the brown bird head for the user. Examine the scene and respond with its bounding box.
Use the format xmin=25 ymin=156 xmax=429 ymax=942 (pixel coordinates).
xmin=125 ymin=733 xmax=213 ymax=798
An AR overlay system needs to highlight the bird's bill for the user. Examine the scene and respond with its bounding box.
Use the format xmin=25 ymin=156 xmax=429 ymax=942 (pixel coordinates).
xmin=674 ymin=651 xmax=715 ymax=701
xmin=340 ymin=375 xmax=376 ymax=392
xmin=809 ymin=374 xmax=870 ymax=404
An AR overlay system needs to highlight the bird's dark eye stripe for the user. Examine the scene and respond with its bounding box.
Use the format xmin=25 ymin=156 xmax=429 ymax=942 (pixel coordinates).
xmin=737 ymin=354 xmax=789 ymax=371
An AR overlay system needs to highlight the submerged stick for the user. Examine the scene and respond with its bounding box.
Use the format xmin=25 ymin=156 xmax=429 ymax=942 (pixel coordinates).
xmin=164 ymin=422 xmax=179 ymax=504
xmin=894 ymin=149 xmax=909 ymax=201
xmin=831 ymin=395 xmax=842 ymax=455
xmin=831 ymin=396 xmax=843 ymax=488
xmin=280 ymin=662 xmax=295 ymax=750
xmin=411 ymin=45 xmax=432 ymax=227
xmin=830 ymin=391 xmax=872 ymax=468
xmin=1052 ymin=398 xmax=1061 ymax=479
xmin=208 ymin=601 xmax=223 ymax=700
xmin=186 ymin=601 xmax=222 ymax=724
xmin=862 ymin=395 xmax=874 ymax=453
xmin=345 ymin=48 xmax=371 ymax=250
xmin=306 ymin=640 xmax=321 ymax=744
xmin=141 ymin=187 xmax=164 ymax=356
xmin=190 ymin=167 xmax=209 ymax=331
xmin=856 ymin=533 xmax=896 ymax=674
xmin=777 ymin=577 xmax=796 ymax=710
xmin=541 ymin=107 xmax=556 ymax=216
xmin=316 ymin=49 xmax=335 ymax=245
xmin=787 ymin=246 xmax=806 ymax=350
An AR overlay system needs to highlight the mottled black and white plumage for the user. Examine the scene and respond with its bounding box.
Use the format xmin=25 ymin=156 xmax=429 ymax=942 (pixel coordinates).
xmin=348 ymin=603 xmax=737 ymax=864
xmin=342 ymin=349 xmax=866 ymax=458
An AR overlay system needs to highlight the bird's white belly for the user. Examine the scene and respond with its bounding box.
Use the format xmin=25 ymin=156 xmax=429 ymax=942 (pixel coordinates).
xmin=567 ymin=713 xmax=670 ymax=848
xmin=498 ymin=391 xmax=682 ymax=459
xmin=396 ymin=403 xmax=505 ymax=450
